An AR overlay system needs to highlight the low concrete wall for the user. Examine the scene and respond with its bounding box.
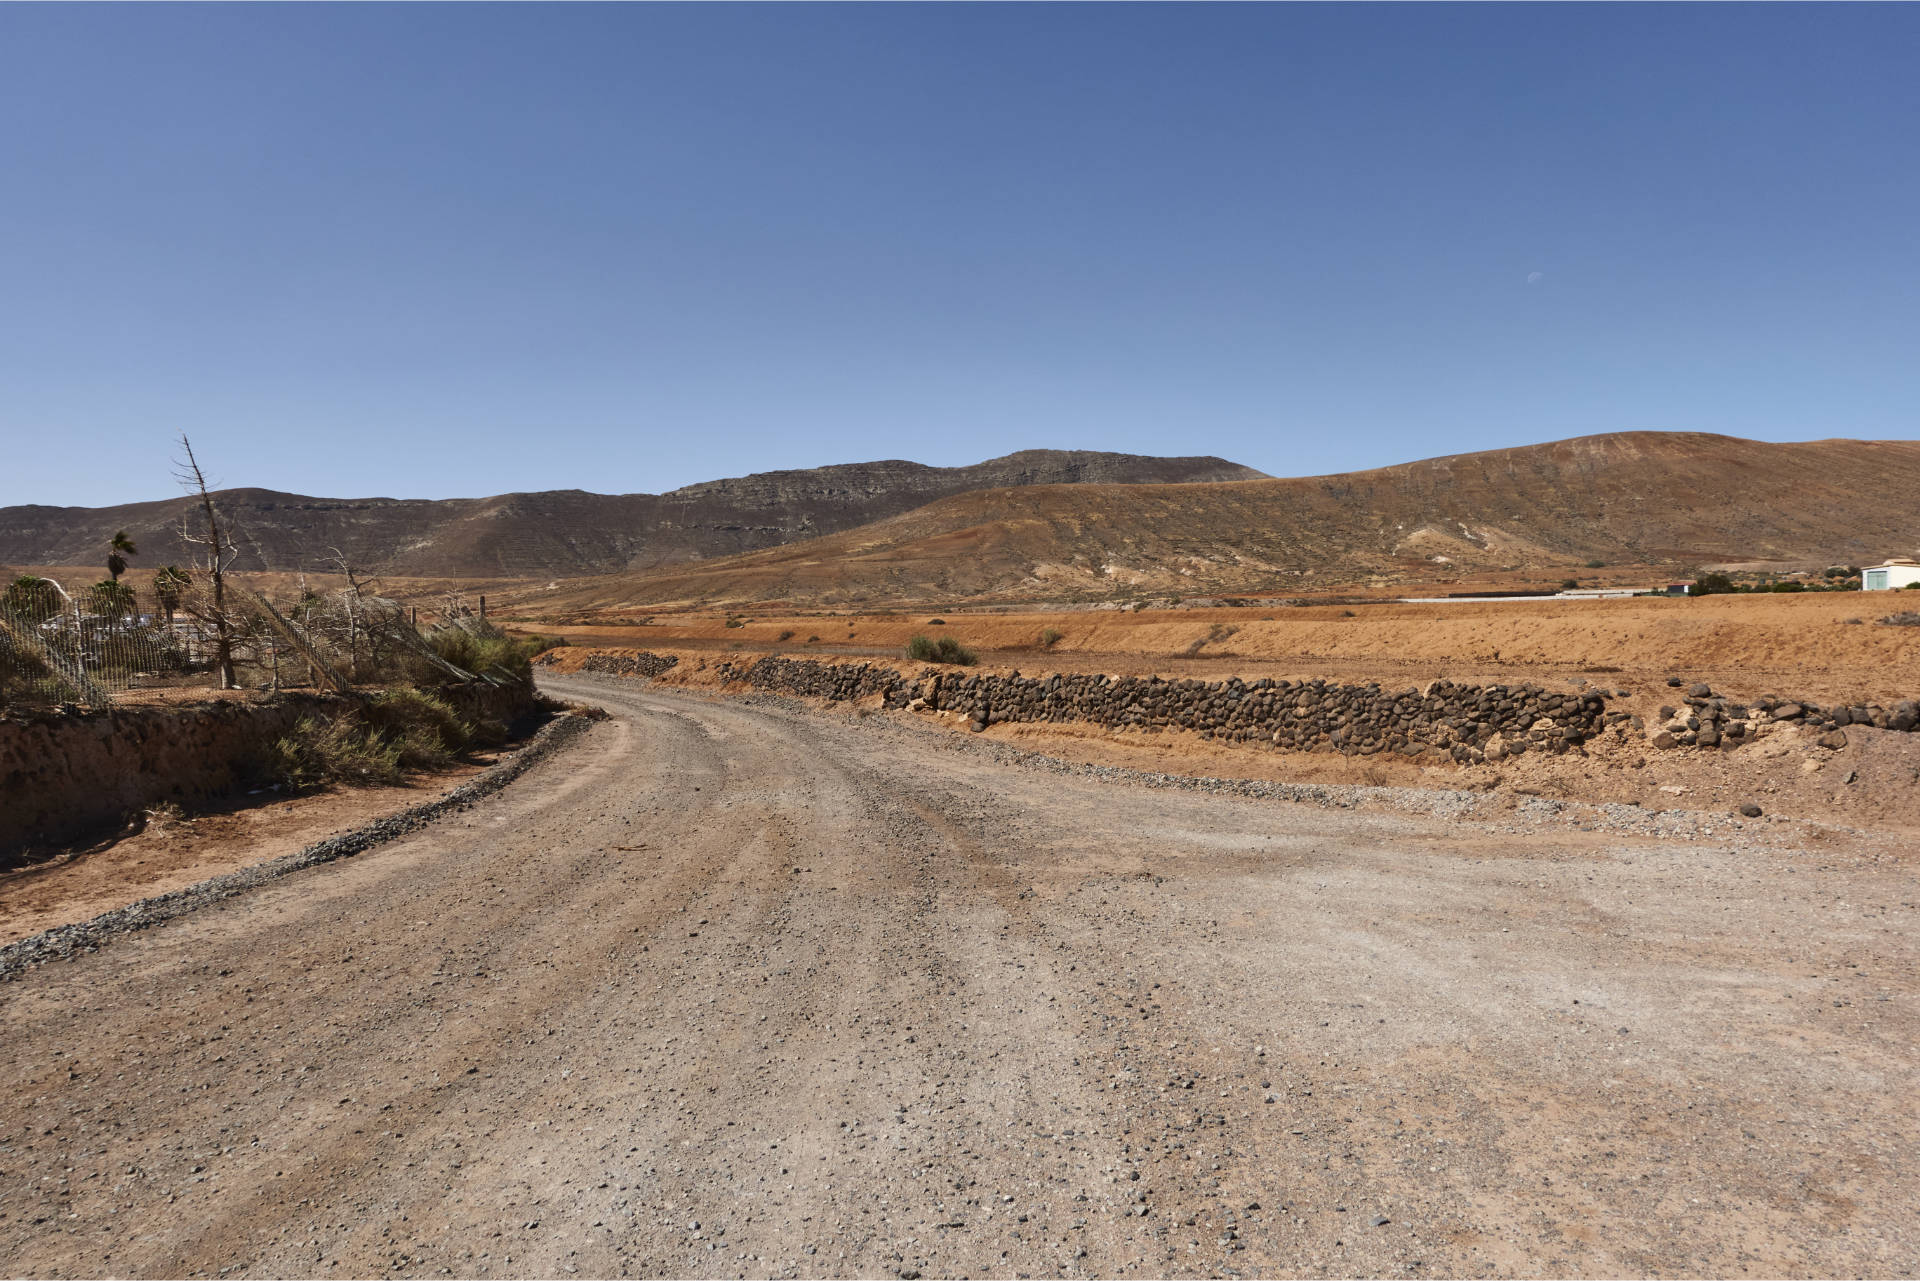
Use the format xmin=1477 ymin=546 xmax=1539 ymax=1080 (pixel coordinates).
xmin=0 ymin=684 xmax=536 ymax=854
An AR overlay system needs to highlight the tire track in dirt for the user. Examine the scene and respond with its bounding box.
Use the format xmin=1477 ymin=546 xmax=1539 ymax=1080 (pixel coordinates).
xmin=1 ymin=676 xmax=1913 ymax=1278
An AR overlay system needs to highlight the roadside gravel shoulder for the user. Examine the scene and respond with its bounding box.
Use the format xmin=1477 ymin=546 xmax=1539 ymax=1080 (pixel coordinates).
xmin=0 ymin=710 xmax=598 ymax=981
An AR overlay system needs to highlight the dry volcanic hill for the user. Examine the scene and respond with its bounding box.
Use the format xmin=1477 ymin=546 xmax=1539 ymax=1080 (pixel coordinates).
xmin=0 ymin=450 xmax=1263 ymax=578
xmin=513 ymin=432 xmax=1920 ymax=609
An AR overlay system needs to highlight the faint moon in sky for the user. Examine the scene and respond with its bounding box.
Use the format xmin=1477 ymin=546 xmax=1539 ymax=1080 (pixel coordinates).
xmin=1526 ymin=271 xmax=1544 ymax=285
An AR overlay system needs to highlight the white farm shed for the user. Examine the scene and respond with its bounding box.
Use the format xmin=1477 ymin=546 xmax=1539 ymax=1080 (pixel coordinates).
xmin=1862 ymin=559 xmax=1920 ymax=590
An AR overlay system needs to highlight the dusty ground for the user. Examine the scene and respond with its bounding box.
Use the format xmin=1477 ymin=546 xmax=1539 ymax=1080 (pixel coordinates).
xmin=0 ymin=760 xmax=494 ymax=944
xmin=1 ymin=674 xmax=1914 ymax=1278
xmin=516 ymin=590 xmax=1920 ymax=707
xmin=536 ymin=639 xmax=1920 ymax=835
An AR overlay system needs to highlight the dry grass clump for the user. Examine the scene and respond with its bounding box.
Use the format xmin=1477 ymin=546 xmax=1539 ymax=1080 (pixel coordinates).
xmin=264 ymin=688 xmax=486 ymax=789
xmin=1182 ymin=623 xmax=1239 ymax=657
xmin=423 ymin=630 xmax=539 ymax=685
xmin=264 ymin=717 xmax=404 ymax=790
xmin=1878 ymin=611 xmax=1920 ymax=627
xmin=364 ymin=687 xmax=470 ymax=768
xmin=906 ymin=635 xmax=978 ymax=666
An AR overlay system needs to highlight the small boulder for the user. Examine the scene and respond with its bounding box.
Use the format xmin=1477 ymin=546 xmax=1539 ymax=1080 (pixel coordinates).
xmin=1818 ymin=730 xmax=1849 ymax=751
xmin=1738 ymin=803 xmax=1763 ymax=818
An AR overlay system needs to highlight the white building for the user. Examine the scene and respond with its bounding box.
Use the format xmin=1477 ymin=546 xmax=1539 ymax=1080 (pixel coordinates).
xmin=1862 ymin=558 xmax=1920 ymax=590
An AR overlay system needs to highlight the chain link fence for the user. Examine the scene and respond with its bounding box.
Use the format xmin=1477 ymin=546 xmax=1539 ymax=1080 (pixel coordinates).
xmin=1 ymin=576 xmax=219 ymax=707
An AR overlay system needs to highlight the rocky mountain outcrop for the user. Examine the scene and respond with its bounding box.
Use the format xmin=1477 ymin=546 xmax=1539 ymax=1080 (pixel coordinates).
xmin=0 ymin=451 xmax=1263 ymax=579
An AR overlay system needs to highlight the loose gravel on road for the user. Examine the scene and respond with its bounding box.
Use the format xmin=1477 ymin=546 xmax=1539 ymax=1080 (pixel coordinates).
xmin=1 ymin=675 xmax=1913 ymax=1279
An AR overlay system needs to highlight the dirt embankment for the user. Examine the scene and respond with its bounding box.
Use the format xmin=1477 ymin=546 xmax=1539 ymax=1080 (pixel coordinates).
xmin=1 ymin=694 xmax=353 ymax=853
xmin=0 ymin=684 xmax=537 ymax=855
xmin=0 ymin=763 xmax=493 ymax=944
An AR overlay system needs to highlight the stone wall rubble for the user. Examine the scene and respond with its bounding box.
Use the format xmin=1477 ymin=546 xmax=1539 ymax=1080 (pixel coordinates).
xmin=1650 ymin=684 xmax=1919 ymax=752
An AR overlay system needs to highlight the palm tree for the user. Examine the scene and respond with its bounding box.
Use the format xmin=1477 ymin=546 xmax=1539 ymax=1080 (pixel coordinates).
xmin=89 ymin=579 xmax=137 ymax=623
xmin=152 ymin=565 xmax=191 ymax=629
xmin=106 ymin=530 xmax=138 ymax=582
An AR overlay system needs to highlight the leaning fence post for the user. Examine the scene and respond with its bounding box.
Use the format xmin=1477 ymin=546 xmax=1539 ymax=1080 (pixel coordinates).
xmin=232 ymin=586 xmax=358 ymax=697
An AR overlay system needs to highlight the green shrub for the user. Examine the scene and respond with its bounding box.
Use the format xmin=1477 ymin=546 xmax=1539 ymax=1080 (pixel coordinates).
xmin=366 ymin=687 xmax=470 ymax=766
xmin=806 ymin=635 xmax=820 ymax=643
xmin=906 ymin=634 xmax=978 ymax=666
xmin=777 ymin=629 xmax=795 ymax=641
xmin=1584 ymin=560 xmax=1607 ymax=569
xmin=1691 ymin=572 xmax=1736 ymax=596
xmin=1039 ymin=628 xmax=1064 ymax=648
xmin=724 ymin=616 xmax=745 ymax=629
xmin=927 ymin=618 xmax=947 ymax=626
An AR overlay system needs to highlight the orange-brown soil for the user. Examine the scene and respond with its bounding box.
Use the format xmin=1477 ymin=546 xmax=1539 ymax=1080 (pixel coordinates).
xmin=522 ymin=590 xmax=1920 ymax=706
xmin=0 ymin=759 xmax=495 ymax=944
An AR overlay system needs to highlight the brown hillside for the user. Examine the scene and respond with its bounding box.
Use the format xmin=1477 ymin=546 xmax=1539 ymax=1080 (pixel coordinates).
xmin=0 ymin=450 xmax=1262 ymax=578
xmin=515 ymin=433 xmax=1920 ymax=609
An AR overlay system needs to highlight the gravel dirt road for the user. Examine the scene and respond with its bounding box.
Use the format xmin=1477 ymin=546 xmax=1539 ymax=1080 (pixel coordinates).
xmin=3 ymin=674 xmax=1914 ymax=1279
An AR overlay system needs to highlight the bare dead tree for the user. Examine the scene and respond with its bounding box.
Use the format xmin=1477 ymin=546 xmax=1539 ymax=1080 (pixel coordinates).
xmin=324 ymin=547 xmax=367 ymax=679
xmin=174 ymin=435 xmax=237 ymax=689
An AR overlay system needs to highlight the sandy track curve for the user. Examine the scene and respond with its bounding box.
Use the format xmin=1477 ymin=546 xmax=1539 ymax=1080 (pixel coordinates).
xmin=2 ymin=676 xmax=1914 ymax=1279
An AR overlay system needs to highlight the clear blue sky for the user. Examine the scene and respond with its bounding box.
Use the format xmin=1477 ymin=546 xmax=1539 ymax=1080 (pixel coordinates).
xmin=4 ymin=4 xmax=1916 ymax=507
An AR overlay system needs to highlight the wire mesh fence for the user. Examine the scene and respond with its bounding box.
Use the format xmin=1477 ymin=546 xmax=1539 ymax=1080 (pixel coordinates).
xmin=2 ymin=573 xmax=528 ymax=711
xmin=0 ymin=577 xmax=219 ymax=707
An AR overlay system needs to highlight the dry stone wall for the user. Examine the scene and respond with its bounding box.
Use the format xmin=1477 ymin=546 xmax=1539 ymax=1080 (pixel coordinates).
xmin=580 ymin=650 xmax=1917 ymax=762
xmin=714 ymin=656 xmax=1620 ymax=763
xmin=571 ymin=651 xmax=679 ymax=680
